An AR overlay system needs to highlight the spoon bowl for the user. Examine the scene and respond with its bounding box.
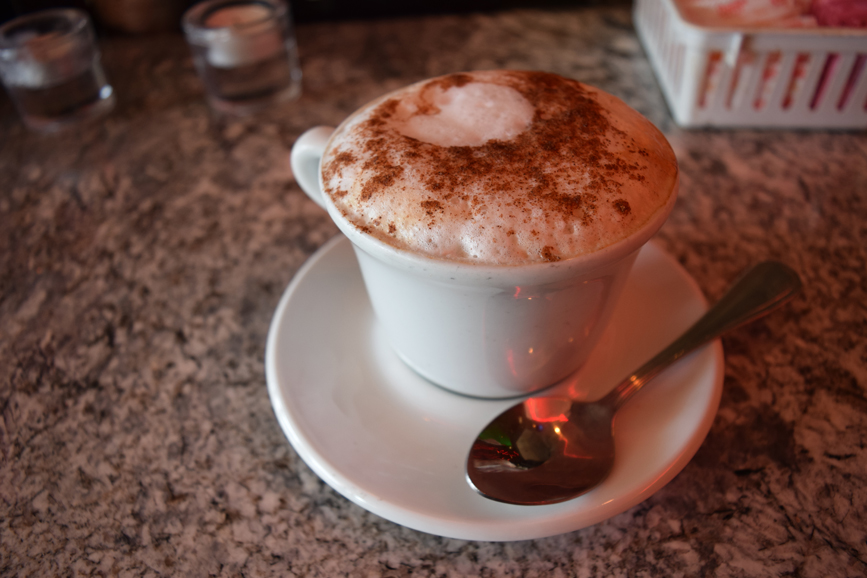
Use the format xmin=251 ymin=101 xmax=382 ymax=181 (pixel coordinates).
xmin=467 ymin=261 xmax=802 ymax=506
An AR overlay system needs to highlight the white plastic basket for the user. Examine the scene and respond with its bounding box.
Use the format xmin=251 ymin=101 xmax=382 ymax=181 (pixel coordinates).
xmin=634 ymin=0 xmax=867 ymax=128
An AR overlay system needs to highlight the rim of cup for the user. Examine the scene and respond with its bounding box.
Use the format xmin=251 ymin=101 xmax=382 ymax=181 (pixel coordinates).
xmin=316 ymin=105 xmax=679 ymax=287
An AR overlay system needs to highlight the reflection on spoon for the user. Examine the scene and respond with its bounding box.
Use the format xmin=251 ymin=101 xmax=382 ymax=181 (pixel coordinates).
xmin=466 ymin=261 xmax=802 ymax=506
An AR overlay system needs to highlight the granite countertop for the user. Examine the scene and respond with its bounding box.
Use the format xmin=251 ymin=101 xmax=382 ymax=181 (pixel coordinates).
xmin=1 ymin=3 xmax=865 ymax=576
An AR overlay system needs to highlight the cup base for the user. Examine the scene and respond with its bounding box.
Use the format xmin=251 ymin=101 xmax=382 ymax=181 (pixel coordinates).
xmin=390 ymin=344 xmax=566 ymax=401
xmin=18 ymin=88 xmax=115 ymax=133
xmin=206 ymin=78 xmax=301 ymax=116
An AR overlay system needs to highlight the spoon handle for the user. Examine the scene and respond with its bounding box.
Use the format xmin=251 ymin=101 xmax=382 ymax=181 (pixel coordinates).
xmin=603 ymin=261 xmax=802 ymax=412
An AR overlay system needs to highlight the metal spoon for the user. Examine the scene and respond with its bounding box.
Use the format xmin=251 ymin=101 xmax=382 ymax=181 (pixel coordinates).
xmin=466 ymin=261 xmax=802 ymax=506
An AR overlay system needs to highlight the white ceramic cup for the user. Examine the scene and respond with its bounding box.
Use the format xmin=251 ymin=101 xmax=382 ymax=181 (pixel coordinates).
xmin=291 ymin=119 xmax=676 ymax=399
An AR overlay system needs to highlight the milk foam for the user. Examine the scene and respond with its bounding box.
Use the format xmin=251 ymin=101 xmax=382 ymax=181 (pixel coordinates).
xmin=320 ymin=71 xmax=678 ymax=266
xmin=394 ymin=81 xmax=534 ymax=147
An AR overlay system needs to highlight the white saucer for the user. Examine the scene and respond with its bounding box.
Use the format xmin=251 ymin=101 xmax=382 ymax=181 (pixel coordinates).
xmin=265 ymin=235 xmax=724 ymax=542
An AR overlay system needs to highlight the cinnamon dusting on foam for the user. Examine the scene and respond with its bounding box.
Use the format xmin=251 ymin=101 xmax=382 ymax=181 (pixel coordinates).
xmin=321 ymin=71 xmax=677 ymax=265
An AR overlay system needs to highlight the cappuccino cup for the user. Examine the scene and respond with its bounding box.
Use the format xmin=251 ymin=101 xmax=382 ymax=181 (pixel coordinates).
xmin=291 ymin=71 xmax=678 ymax=398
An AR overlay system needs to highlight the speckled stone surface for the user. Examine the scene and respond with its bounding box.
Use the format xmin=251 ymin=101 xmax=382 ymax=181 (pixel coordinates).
xmin=1 ymin=3 xmax=865 ymax=577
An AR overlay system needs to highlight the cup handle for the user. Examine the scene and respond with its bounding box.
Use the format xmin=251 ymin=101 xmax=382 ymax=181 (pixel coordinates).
xmin=290 ymin=126 xmax=335 ymax=209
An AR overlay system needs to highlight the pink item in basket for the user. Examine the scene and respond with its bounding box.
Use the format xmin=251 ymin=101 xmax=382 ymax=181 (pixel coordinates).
xmin=677 ymin=0 xmax=818 ymax=27
xmin=782 ymin=53 xmax=812 ymax=108
xmin=811 ymin=0 xmax=867 ymax=26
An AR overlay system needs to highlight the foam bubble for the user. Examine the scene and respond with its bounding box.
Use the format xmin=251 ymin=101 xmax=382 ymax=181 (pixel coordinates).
xmin=394 ymin=82 xmax=534 ymax=147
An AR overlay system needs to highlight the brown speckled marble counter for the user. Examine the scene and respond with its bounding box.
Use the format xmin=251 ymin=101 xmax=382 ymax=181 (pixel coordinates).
xmin=1 ymin=3 xmax=865 ymax=576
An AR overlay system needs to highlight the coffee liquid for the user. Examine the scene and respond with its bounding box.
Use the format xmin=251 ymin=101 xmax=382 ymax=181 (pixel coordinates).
xmin=321 ymin=71 xmax=677 ymax=266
